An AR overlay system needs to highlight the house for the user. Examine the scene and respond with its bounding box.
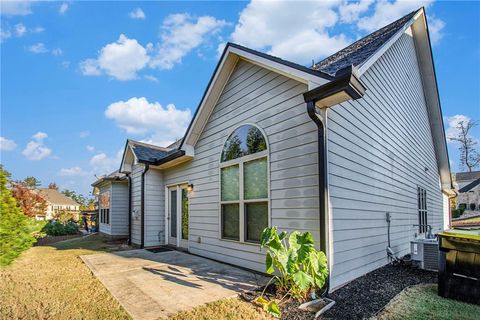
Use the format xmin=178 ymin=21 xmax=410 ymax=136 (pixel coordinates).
xmin=455 ymin=171 xmax=480 ymax=211
xmin=91 ymin=170 xmax=129 ymax=236
xmin=36 ymin=188 xmax=81 ymax=220
xmin=102 ymin=8 xmax=455 ymax=290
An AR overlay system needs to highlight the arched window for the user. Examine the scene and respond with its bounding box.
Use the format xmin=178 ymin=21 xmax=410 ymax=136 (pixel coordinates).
xmin=220 ymin=125 xmax=269 ymax=243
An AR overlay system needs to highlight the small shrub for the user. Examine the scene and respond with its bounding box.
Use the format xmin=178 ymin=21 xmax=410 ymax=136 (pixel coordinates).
xmin=451 ymin=208 xmax=463 ymax=219
xmin=254 ymin=227 xmax=329 ymax=318
xmin=42 ymin=220 xmax=79 ymax=236
xmin=469 ymin=203 xmax=476 ymax=211
xmin=458 ymin=203 xmax=467 ymax=211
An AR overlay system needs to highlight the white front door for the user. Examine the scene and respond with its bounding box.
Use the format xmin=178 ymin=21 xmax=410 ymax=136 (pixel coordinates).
xmin=167 ymin=185 xmax=189 ymax=249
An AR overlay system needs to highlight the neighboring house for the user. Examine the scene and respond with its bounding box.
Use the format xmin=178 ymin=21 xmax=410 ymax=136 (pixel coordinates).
xmin=455 ymin=171 xmax=480 ymax=210
xmin=91 ymin=170 xmax=129 ymax=236
xmin=100 ymin=8 xmax=454 ymax=290
xmin=36 ymin=188 xmax=81 ymax=220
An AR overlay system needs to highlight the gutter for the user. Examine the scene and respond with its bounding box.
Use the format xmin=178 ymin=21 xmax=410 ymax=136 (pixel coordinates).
xmin=140 ymin=164 xmax=150 ymax=248
xmin=127 ymin=173 xmax=132 ymax=245
xmin=303 ymin=65 xmax=366 ymax=294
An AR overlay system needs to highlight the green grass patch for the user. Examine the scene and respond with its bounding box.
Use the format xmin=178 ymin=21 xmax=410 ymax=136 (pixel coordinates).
xmin=374 ymin=284 xmax=480 ymax=320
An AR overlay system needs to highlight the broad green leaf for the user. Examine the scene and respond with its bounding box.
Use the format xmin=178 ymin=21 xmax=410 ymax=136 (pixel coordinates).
xmin=253 ymin=296 xmax=269 ymax=307
xmin=275 ymin=247 xmax=289 ymax=271
xmin=286 ymin=249 xmax=298 ymax=274
xmin=289 ymin=231 xmax=315 ymax=262
xmin=260 ymin=227 xmax=275 ymax=247
xmin=293 ymin=270 xmax=313 ymax=290
xmin=278 ymin=231 xmax=288 ymax=241
xmin=314 ymin=273 xmax=327 ymax=289
xmin=265 ymin=251 xmax=274 ymax=274
xmin=267 ymin=301 xmax=281 ymax=318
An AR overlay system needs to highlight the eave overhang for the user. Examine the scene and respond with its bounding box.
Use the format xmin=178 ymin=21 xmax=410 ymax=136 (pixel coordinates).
xmin=303 ymin=65 xmax=366 ymax=107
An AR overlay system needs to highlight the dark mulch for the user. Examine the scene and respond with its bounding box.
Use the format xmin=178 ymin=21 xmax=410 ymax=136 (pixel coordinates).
xmin=242 ymin=263 xmax=437 ymax=319
xmin=34 ymin=233 xmax=83 ymax=246
xmin=323 ymin=264 xmax=437 ymax=320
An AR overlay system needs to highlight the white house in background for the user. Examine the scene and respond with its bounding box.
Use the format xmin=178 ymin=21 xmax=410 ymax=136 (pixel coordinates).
xmin=91 ymin=171 xmax=129 ymax=236
xmin=100 ymin=8 xmax=455 ymax=290
xmin=455 ymin=171 xmax=480 ymax=210
xmin=36 ymin=188 xmax=81 ymax=220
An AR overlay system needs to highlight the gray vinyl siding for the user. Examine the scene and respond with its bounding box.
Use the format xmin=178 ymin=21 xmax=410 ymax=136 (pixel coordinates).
xmin=130 ymin=163 xmax=144 ymax=245
xmin=110 ymin=182 xmax=129 ymax=236
xmin=327 ymin=32 xmax=444 ymax=288
xmin=163 ymin=59 xmax=319 ymax=271
xmin=144 ymin=169 xmax=165 ymax=246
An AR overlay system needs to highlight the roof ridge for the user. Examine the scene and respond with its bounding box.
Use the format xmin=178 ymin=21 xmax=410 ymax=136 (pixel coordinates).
xmin=312 ymin=8 xmax=420 ymax=76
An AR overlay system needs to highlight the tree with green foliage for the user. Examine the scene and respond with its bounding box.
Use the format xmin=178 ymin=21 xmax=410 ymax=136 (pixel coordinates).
xmin=48 ymin=182 xmax=59 ymax=190
xmin=246 ymin=126 xmax=267 ymax=154
xmin=0 ymin=166 xmax=39 ymax=266
xmin=23 ymin=176 xmax=41 ymax=188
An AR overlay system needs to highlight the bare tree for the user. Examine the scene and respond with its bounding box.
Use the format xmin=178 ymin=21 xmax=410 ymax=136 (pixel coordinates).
xmin=449 ymin=120 xmax=480 ymax=172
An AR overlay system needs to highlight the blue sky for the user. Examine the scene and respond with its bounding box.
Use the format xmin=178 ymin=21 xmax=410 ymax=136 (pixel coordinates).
xmin=1 ymin=0 xmax=479 ymax=196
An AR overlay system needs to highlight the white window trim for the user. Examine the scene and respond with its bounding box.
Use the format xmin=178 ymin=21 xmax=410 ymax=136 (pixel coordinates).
xmin=218 ymin=124 xmax=270 ymax=244
xmin=418 ymin=186 xmax=427 ymax=234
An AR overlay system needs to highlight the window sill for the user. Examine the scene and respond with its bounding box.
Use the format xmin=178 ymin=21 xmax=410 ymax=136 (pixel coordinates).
xmin=219 ymin=237 xmax=262 ymax=247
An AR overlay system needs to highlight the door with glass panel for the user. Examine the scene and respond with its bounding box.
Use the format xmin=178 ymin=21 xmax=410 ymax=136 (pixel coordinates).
xmin=168 ymin=185 xmax=189 ymax=248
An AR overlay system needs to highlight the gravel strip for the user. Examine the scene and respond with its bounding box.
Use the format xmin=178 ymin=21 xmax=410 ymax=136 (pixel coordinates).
xmin=323 ymin=264 xmax=437 ymax=319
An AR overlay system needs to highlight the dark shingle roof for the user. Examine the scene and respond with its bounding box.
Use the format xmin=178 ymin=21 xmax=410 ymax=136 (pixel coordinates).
xmin=91 ymin=170 xmax=127 ymax=187
xmin=128 ymin=139 xmax=184 ymax=165
xmin=455 ymin=171 xmax=480 ymax=182
xmin=459 ymin=177 xmax=480 ymax=193
xmin=312 ymin=10 xmax=418 ymax=76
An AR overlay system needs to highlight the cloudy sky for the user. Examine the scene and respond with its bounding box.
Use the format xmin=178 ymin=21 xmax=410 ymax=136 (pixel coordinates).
xmin=1 ymin=0 xmax=479 ymax=195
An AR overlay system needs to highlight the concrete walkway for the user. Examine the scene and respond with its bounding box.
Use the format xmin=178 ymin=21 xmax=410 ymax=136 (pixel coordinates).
xmin=81 ymin=249 xmax=266 ymax=320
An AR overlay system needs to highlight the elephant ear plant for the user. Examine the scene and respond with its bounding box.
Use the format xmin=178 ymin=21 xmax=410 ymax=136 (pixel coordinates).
xmin=254 ymin=227 xmax=329 ymax=318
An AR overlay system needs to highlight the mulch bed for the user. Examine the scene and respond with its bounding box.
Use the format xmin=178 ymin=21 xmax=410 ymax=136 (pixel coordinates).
xmin=242 ymin=263 xmax=437 ymax=319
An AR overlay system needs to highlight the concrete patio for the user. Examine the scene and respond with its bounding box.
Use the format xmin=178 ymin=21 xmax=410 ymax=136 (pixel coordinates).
xmin=81 ymin=249 xmax=266 ymax=320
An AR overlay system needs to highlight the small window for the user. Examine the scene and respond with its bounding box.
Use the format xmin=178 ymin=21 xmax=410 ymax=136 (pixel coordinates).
xmin=220 ymin=125 xmax=269 ymax=243
xmin=100 ymin=191 xmax=111 ymax=225
xmin=417 ymin=187 xmax=427 ymax=233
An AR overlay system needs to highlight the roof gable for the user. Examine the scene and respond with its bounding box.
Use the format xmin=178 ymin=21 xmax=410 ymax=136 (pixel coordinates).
xmin=458 ymin=177 xmax=480 ymax=193
xmin=313 ymin=10 xmax=417 ymax=76
xmin=37 ymin=189 xmax=80 ymax=206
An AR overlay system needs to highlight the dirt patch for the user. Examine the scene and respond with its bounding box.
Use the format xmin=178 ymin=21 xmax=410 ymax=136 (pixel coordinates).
xmin=34 ymin=233 xmax=83 ymax=246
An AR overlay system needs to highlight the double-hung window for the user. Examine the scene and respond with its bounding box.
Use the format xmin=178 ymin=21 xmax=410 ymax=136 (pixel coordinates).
xmin=417 ymin=187 xmax=427 ymax=233
xmin=220 ymin=125 xmax=269 ymax=243
xmin=100 ymin=191 xmax=110 ymax=225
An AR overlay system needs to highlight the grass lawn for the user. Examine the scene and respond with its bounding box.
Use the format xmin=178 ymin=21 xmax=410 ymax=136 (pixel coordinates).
xmin=375 ymin=284 xmax=480 ymax=320
xmin=0 ymin=234 xmax=267 ymax=320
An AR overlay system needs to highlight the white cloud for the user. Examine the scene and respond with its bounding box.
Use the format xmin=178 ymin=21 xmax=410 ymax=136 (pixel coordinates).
xmin=79 ymin=130 xmax=90 ymax=138
xmin=89 ymin=150 xmax=123 ymax=175
xmin=22 ymin=131 xmax=51 ymax=160
xmin=445 ymin=114 xmax=471 ymax=142
xmin=150 ymin=13 xmax=228 ymax=70
xmin=14 ymin=23 xmax=27 ymax=37
xmin=86 ymin=145 xmax=95 ymax=152
xmin=339 ymin=0 xmax=374 ymax=23
xmin=105 ymin=97 xmax=191 ymax=146
xmin=0 ymin=136 xmax=17 ymax=150
xmin=129 ymin=7 xmax=145 ymax=20
xmin=32 ymin=26 xmax=44 ymax=33
xmin=27 ymin=42 xmax=48 ymax=53
xmin=428 ymin=15 xmax=445 ymax=45
xmin=0 ymin=27 xmax=11 ymax=41
xmin=357 ymin=0 xmax=432 ymax=32
xmin=144 ymin=75 xmax=158 ymax=82
xmin=227 ymin=0 xmax=350 ymax=64
xmin=59 ymin=166 xmax=88 ymax=176
xmin=52 ymin=48 xmax=63 ymax=56
xmin=80 ymin=34 xmax=151 ymax=80
xmin=1 ymin=0 xmax=32 ymax=16
xmin=59 ymin=2 xmax=68 ymax=15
